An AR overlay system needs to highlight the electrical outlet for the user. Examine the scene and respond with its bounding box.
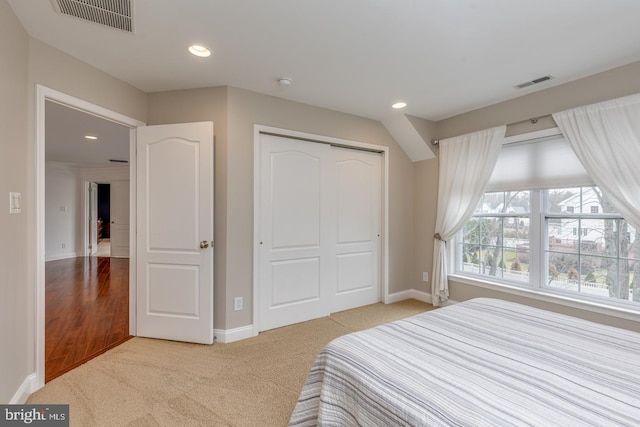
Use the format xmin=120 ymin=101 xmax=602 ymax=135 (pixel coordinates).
xmin=234 ymin=297 xmax=243 ymax=311
xmin=422 ymin=272 xmax=429 ymax=282
xmin=61 ymin=243 xmax=66 ymax=249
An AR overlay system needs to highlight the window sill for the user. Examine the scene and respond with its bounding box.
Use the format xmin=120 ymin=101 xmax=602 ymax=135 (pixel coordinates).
xmin=448 ymin=273 xmax=640 ymax=323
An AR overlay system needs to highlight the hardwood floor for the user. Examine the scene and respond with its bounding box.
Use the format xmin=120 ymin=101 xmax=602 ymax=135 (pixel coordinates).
xmin=45 ymin=256 xmax=131 ymax=382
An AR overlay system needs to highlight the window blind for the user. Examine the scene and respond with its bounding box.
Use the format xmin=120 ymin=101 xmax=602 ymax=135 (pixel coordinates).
xmin=486 ymin=131 xmax=593 ymax=192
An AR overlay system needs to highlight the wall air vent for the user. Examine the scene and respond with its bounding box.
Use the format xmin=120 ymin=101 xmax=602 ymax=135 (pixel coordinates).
xmin=52 ymin=0 xmax=133 ymax=33
xmin=514 ymin=75 xmax=553 ymax=89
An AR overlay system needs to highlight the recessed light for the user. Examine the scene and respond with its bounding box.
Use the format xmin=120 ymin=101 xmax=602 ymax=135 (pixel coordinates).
xmin=392 ymin=102 xmax=407 ymax=109
xmin=84 ymin=135 xmax=98 ymax=140
xmin=188 ymin=45 xmax=211 ymax=57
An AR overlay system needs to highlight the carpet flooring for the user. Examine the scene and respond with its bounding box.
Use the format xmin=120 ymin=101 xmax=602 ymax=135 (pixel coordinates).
xmin=28 ymin=299 xmax=435 ymax=426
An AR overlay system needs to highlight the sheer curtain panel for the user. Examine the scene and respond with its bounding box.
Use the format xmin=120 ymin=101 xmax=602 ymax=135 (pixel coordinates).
xmin=431 ymin=126 xmax=506 ymax=305
xmin=552 ymin=93 xmax=640 ymax=230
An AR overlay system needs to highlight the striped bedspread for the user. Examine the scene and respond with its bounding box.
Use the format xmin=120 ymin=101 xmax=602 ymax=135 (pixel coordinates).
xmin=289 ymin=298 xmax=640 ymax=426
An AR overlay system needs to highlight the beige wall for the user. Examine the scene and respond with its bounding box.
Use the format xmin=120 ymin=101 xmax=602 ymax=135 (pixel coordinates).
xmin=146 ymin=87 xmax=229 ymax=329
xmin=413 ymin=157 xmax=438 ymax=293
xmin=437 ymin=60 xmax=640 ymax=139
xmin=0 ymin=0 xmax=31 ymax=403
xmin=414 ymin=59 xmax=640 ymax=331
xmin=28 ymin=39 xmax=147 ymax=121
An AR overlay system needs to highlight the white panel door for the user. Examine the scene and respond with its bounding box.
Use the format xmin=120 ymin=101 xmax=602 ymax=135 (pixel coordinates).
xmin=89 ymin=182 xmax=98 ymax=255
xmin=136 ymin=122 xmax=214 ymax=344
xmin=259 ymin=134 xmax=331 ymax=331
xmin=330 ymin=147 xmax=382 ymax=312
xmin=110 ymin=180 xmax=130 ymax=258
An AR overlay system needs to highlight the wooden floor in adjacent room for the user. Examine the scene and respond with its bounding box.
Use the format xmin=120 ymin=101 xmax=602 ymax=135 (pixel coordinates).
xmin=45 ymin=256 xmax=131 ymax=383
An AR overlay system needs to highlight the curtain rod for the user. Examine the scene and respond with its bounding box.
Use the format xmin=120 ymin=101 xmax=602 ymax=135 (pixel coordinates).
xmin=430 ymin=116 xmax=549 ymax=145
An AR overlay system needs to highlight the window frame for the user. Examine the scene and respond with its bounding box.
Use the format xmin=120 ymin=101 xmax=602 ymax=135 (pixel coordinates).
xmin=452 ymin=128 xmax=640 ymax=316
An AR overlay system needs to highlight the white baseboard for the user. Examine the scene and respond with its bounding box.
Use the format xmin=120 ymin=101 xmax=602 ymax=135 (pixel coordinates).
xmin=385 ymin=288 xmax=463 ymax=308
xmin=213 ymin=325 xmax=254 ymax=343
xmin=10 ymin=373 xmax=38 ymax=404
xmin=441 ymin=298 xmax=459 ymax=307
xmin=386 ymin=289 xmax=432 ymax=304
xmin=45 ymin=252 xmax=79 ymax=262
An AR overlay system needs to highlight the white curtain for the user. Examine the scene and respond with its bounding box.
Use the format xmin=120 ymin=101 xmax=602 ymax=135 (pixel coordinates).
xmin=552 ymin=93 xmax=640 ymax=230
xmin=431 ymin=126 xmax=506 ymax=306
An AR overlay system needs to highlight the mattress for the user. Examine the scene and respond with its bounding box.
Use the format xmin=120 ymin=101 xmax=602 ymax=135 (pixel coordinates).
xmin=289 ymin=298 xmax=640 ymax=426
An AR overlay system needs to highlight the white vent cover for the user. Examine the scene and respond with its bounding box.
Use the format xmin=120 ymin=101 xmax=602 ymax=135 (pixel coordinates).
xmin=52 ymin=0 xmax=133 ymax=32
xmin=514 ymin=75 xmax=553 ymax=89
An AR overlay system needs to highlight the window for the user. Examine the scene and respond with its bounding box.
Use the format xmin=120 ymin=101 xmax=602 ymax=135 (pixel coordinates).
xmin=455 ymin=130 xmax=640 ymax=311
xmin=546 ymin=187 xmax=639 ymax=304
xmin=457 ymin=186 xmax=640 ymax=309
xmin=460 ymin=191 xmax=530 ymax=284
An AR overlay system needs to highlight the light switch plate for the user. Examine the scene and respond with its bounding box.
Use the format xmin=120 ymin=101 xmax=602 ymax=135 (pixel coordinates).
xmin=9 ymin=192 xmax=21 ymax=214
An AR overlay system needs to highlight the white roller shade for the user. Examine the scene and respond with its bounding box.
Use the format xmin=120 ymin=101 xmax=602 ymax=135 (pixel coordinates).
xmin=487 ymin=131 xmax=593 ymax=192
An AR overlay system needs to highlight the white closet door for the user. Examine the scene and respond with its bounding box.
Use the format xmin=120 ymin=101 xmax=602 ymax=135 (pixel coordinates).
xmin=330 ymin=147 xmax=382 ymax=312
xmin=259 ymin=134 xmax=332 ymax=331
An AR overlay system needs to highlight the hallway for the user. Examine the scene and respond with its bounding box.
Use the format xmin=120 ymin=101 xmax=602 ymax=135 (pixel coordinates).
xmin=45 ymin=256 xmax=130 ymax=382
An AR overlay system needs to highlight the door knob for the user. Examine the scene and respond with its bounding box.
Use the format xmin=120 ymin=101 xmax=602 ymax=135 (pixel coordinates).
xmin=200 ymin=240 xmax=210 ymax=249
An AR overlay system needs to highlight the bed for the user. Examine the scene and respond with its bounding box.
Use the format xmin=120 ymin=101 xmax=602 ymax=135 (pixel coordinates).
xmin=289 ymin=298 xmax=640 ymax=426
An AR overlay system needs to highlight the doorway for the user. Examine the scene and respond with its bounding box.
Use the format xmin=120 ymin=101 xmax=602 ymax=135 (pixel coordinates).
xmin=96 ymin=183 xmax=110 ymax=257
xmin=36 ymin=85 xmax=144 ymax=388
xmin=44 ymin=100 xmax=132 ymax=381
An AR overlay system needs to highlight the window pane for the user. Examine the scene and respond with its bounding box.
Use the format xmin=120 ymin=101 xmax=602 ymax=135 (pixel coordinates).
xmin=461 ymin=244 xmax=481 ymax=274
xmin=580 ymin=218 xmax=616 ymax=257
xmin=547 ymin=252 xmax=579 ymax=290
xmin=580 ymin=255 xmax=612 ymax=298
xmin=505 ymin=191 xmax=530 ymax=214
xmin=626 ymin=259 xmax=640 ymax=303
xmin=480 ymin=217 xmax=503 ymax=246
xmin=480 ymin=192 xmax=505 ymax=213
xmin=462 ymin=219 xmax=480 ymax=244
xmin=548 ymin=187 xmax=579 ymax=213
xmin=480 ymin=246 xmax=503 ymax=277
xmin=548 ymin=218 xmax=579 ymax=253
xmin=506 ymin=249 xmax=529 ymax=283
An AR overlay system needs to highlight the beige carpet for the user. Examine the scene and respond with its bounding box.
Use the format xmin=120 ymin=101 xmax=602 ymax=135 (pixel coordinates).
xmin=29 ymin=299 xmax=435 ymax=426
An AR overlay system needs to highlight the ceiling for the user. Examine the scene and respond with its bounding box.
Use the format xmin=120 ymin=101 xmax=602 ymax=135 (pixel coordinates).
xmin=9 ymin=0 xmax=640 ymax=124
xmin=45 ymin=101 xmax=130 ymax=167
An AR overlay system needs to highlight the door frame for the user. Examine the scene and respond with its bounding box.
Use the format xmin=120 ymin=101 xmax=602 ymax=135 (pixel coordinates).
xmin=86 ymin=181 xmax=99 ymax=256
xmin=35 ymin=85 xmax=145 ymax=389
xmin=252 ymin=125 xmax=390 ymax=336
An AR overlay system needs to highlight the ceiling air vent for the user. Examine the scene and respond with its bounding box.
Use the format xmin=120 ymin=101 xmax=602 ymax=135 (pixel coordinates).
xmin=52 ymin=0 xmax=133 ymax=33
xmin=514 ymin=75 xmax=553 ymax=89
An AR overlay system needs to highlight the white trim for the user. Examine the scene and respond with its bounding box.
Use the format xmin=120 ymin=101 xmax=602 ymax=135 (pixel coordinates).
xmin=440 ymin=298 xmax=459 ymax=307
xmin=10 ymin=374 xmax=38 ymax=404
xmin=252 ymin=125 xmax=390 ymax=335
xmin=45 ymin=252 xmax=80 ymax=262
xmin=386 ymin=289 xmax=432 ymax=304
xmin=214 ymin=325 xmax=254 ymax=343
xmin=450 ymin=274 xmax=640 ymax=323
xmin=503 ymin=127 xmax=562 ymax=144
xmin=35 ymin=85 xmax=145 ymax=393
